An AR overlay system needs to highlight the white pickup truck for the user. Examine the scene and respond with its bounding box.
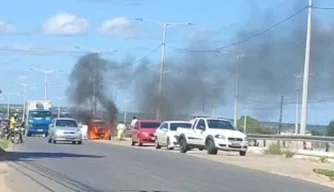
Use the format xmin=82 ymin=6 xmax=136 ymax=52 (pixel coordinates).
xmin=176 ymin=117 xmax=248 ymax=156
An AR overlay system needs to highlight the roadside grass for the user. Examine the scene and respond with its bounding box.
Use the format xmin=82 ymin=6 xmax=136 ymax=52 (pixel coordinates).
xmin=0 ymin=140 xmax=9 ymax=154
xmin=313 ymin=169 xmax=334 ymax=180
xmin=264 ymin=142 xmax=295 ymax=158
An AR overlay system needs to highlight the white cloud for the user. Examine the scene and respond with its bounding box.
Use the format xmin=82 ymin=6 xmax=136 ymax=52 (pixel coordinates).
xmin=43 ymin=13 xmax=88 ymax=35
xmin=98 ymin=17 xmax=134 ymax=39
xmin=0 ymin=21 xmax=16 ymax=34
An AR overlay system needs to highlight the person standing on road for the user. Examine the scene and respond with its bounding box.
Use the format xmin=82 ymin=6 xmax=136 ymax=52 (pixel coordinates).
xmin=130 ymin=116 xmax=137 ymax=129
xmin=116 ymin=121 xmax=126 ymax=141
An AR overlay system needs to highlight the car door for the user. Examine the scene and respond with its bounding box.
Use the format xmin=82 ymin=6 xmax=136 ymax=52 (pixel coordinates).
xmin=157 ymin=123 xmax=168 ymax=145
xmin=193 ymin=119 xmax=206 ymax=145
xmin=186 ymin=119 xmax=198 ymax=144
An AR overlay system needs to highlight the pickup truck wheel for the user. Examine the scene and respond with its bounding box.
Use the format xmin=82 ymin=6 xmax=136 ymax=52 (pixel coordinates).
xmin=179 ymin=138 xmax=188 ymax=153
xmin=206 ymin=139 xmax=218 ymax=155
xmin=155 ymin=137 xmax=161 ymax=149
xmin=131 ymin=139 xmax=135 ymax=146
xmin=239 ymin=151 xmax=246 ymax=156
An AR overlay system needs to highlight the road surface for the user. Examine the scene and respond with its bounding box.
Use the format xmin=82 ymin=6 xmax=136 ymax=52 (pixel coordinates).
xmin=4 ymin=137 xmax=333 ymax=192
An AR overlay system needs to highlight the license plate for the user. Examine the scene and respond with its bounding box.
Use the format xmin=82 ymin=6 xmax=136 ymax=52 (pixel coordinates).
xmin=66 ymin=136 xmax=75 ymax=139
xmin=37 ymin=129 xmax=43 ymax=132
xmin=231 ymin=142 xmax=241 ymax=146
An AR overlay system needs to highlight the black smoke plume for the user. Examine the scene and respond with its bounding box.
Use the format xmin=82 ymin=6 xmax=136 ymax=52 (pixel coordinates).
xmin=67 ymin=53 xmax=119 ymax=124
xmin=131 ymin=39 xmax=228 ymax=120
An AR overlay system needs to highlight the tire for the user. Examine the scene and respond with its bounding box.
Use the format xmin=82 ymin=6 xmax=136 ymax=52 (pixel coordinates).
xmin=239 ymin=151 xmax=246 ymax=156
xmin=48 ymin=138 xmax=52 ymax=143
xmin=179 ymin=138 xmax=188 ymax=153
xmin=78 ymin=141 xmax=82 ymax=145
xmin=166 ymin=138 xmax=173 ymax=150
xmin=72 ymin=141 xmax=76 ymax=144
xmin=53 ymin=139 xmax=57 ymax=144
xmin=131 ymin=140 xmax=135 ymax=146
xmin=155 ymin=137 xmax=161 ymax=149
xmin=206 ymin=139 xmax=218 ymax=155
xmin=139 ymin=141 xmax=143 ymax=146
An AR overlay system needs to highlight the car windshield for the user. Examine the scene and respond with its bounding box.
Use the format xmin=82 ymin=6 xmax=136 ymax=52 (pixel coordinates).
xmin=56 ymin=120 xmax=78 ymax=127
xmin=140 ymin=122 xmax=160 ymax=129
xmin=29 ymin=111 xmax=52 ymax=119
xmin=170 ymin=123 xmax=191 ymax=131
xmin=207 ymin=120 xmax=235 ymax=130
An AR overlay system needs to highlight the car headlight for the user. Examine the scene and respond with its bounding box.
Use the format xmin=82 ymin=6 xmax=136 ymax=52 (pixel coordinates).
xmin=244 ymin=137 xmax=248 ymax=141
xmin=215 ymin=134 xmax=226 ymax=139
xmin=56 ymin=130 xmax=62 ymax=135
xmin=142 ymin=132 xmax=149 ymax=136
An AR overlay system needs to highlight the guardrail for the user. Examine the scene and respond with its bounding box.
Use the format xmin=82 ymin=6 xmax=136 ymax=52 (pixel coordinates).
xmin=247 ymin=134 xmax=334 ymax=152
xmin=247 ymin=134 xmax=334 ymax=143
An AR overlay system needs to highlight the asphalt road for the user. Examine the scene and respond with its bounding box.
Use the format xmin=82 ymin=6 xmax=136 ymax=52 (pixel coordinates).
xmin=3 ymin=137 xmax=333 ymax=192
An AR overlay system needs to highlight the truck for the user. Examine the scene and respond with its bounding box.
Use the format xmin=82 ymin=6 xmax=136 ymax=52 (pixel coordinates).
xmin=25 ymin=100 xmax=52 ymax=137
xmin=176 ymin=116 xmax=248 ymax=156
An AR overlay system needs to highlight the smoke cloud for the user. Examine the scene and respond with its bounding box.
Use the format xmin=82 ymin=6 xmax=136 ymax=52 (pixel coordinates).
xmin=66 ymin=53 xmax=119 ymax=124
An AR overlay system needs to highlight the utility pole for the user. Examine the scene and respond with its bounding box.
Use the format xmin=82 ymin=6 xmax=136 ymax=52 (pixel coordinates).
xmin=278 ymin=96 xmax=284 ymax=135
xmin=135 ymin=18 xmax=193 ymax=120
xmin=233 ymin=55 xmax=242 ymax=128
xmin=92 ymin=61 xmax=97 ymax=118
xmin=243 ymin=115 xmax=247 ymax=133
xmin=300 ymin=0 xmax=313 ymax=135
xmin=295 ymin=75 xmax=302 ymax=134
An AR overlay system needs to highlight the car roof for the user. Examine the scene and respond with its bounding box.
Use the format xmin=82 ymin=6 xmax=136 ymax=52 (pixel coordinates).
xmin=162 ymin=121 xmax=190 ymax=124
xmin=55 ymin=118 xmax=76 ymax=121
xmin=137 ymin=119 xmax=160 ymax=123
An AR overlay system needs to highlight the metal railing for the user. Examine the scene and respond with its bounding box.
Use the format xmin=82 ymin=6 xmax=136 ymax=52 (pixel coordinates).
xmin=247 ymin=134 xmax=334 ymax=143
xmin=247 ymin=134 xmax=334 ymax=152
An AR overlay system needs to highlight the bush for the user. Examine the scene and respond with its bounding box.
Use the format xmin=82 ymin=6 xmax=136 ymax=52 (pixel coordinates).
xmin=283 ymin=150 xmax=295 ymax=158
xmin=0 ymin=140 xmax=9 ymax=152
xmin=265 ymin=142 xmax=283 ymax=155
xmin=313 ymin=169 xmax=334 ymax=180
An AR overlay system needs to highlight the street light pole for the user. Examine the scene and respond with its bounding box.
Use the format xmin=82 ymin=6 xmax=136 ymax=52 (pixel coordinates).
xmin=30 ymin=68 xmax=61 ymax=100
xmin=294 ymin=75 xmax=302 ymax=134
xmin=16 ymin=83 xmax=36 ymax=122
xmin=300 ymin=0 xmax=313 ymax=135
xmin=135 ymin=18 xmax=193 ymax=120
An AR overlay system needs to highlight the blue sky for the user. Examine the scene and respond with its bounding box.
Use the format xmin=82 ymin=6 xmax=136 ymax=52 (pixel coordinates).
xmin=0 ymin=0 xmax=334 ymax=125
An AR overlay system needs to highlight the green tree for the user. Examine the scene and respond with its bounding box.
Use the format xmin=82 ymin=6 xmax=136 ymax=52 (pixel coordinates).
xmin=237 ymin=116 xmax=271 ymax=134
xmin=327 ymin=120 xmax=334 ymax=136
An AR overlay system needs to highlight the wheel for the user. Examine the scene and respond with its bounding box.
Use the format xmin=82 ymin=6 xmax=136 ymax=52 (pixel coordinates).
xmin=131 ymin=140 xmax=135 ymax=146
xmin=166 ymin=138 xmax=173 ymax=150
xmin=155 ymin=137 xmax=161 ymax=149
xmin=179 ymin=138 xmax=188 ymax=153
xmin=138 ymin=141 xmax=143 ymax=146
xmin=48 ymin=138 xmax=52 ymax=143
xmin=239 ymin=151 xmax=246 ymax=156
xmin=72 ymin=141 xmax=77 ymax=144
xmin=78 ymin=141 xmax=82 ymax=145
xmin=206 ymin=139 xmax=218 ymax=155
xmin=53 ymin=139 xmax=57 ymax=144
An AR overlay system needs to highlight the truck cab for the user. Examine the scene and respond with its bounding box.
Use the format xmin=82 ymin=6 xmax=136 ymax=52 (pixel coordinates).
xmin=25 ymin=100 xmax=52 ymax=137
xmin=177 ymin=117 xmax=248 ymax=156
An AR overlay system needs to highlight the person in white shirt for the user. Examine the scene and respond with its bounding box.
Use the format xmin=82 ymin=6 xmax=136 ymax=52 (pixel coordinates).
xmin=130 ymin=116 xmax=137 ymax=128
xmin=116 ymin=121 xmax=126 ymax=141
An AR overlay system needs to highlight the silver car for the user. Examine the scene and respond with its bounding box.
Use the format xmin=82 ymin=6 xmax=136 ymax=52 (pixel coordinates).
xmin=48 ymin=118 xmax=82 ymax=144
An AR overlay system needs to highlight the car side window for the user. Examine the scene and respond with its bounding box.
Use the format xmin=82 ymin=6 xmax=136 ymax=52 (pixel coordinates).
xmin=196 ymin=119 xmax=206 ymax=130
xmin=161 ymin=123 xmax=168 ymax=130
xmin=191 ymin=119 xmax=198 ymax=130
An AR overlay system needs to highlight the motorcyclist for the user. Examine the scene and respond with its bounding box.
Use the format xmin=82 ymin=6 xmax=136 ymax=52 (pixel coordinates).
xmin=7 ymin=113 xmax=23 ymax=143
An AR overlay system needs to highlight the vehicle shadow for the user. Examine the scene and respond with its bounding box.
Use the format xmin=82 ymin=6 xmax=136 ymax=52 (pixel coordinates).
xmin=1 ymin=151 xmax=104 ymax=162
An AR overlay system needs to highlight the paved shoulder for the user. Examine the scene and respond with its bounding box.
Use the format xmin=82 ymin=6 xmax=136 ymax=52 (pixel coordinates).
xmin=4 ymin=137 xmax=334 ymax=192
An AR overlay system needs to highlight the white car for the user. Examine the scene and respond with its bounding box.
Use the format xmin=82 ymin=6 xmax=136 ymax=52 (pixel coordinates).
xmin=154 ymin=121 xmax=191 ymax=150
xmin=48 ymin=118 xmax=82 ymax=144
xmin=177 ymin=117 xmax=248 ymax=156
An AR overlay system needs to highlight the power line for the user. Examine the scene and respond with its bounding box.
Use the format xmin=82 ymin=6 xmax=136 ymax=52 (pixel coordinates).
xmin=132 ymin=45 xmax=161 ymax=65
xmin=167 ymin=6 xmax=308 ymax=53
xmin=312 ymin=6 xmax=334 ymax=10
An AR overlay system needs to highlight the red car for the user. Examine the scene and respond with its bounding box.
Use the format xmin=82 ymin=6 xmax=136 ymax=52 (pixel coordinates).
xmin=131 ymin=120 xmax=161 ymax=146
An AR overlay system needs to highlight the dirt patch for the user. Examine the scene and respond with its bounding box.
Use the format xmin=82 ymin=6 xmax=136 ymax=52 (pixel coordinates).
xmin=95 ymin=139 xmax=334 ymax=188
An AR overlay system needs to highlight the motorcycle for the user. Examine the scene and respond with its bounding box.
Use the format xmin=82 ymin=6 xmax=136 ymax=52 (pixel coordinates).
xmin=10 ymin=126 xmax=24 ymax=144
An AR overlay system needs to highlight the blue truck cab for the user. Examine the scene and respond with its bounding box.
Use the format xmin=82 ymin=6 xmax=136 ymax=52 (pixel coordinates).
xmin=25 ymin=100 xmax=53 ymax=137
